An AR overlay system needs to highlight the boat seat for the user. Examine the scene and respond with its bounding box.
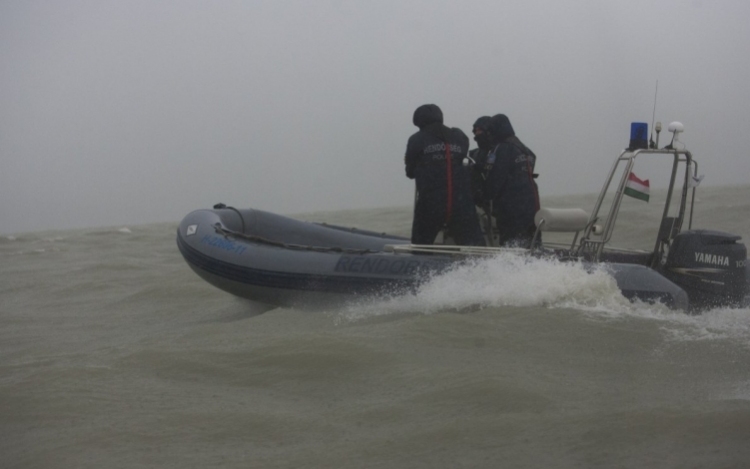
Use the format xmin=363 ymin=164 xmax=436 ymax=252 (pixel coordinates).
xmin=531 ymin=208 xmax=590 ymax=250
xmin=534 ymin=208 xmax=590 ymax=232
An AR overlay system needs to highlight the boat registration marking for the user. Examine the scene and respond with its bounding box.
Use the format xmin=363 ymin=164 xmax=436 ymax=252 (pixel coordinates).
xmin=335 ymin=255 xmax=440 ymax=275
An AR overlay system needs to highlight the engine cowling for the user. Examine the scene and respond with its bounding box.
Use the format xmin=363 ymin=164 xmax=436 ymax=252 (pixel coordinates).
xmin=662 ymin=230 xmax=748 ymax=309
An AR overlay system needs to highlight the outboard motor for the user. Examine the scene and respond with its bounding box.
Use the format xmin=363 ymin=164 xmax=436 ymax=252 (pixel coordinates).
xmin=662 ymin=230 xmax=748 ymax=309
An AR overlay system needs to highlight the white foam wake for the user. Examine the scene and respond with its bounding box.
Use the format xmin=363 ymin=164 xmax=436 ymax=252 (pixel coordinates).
xmin=341 ymin=251 xmax=630 ymax=319
xmin=338 ymin=251 xmax=750 ymax=344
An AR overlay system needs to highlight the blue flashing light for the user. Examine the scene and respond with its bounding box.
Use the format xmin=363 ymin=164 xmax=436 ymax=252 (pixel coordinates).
xmin=629 ymin=122 xmax=648 ymax=150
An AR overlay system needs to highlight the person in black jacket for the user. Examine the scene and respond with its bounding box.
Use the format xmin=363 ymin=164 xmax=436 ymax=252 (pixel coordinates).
xmin=468 ymin=115 xmax=493 ymax=206
xmin=481 ymin=114 xmax=541 ymax=248
xmin=466 ymin=116 xmax=497 ymax=244
xmin=404 ymin=104 xmax=484 ymax=246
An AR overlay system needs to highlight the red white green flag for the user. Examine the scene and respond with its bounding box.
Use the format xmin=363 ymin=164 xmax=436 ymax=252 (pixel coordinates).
xmin=624 ymin=172 xmax=650 ymax=202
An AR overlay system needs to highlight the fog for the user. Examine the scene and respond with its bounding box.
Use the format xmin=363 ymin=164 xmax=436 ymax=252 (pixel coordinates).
xmin=2 ymin=0 xmax=749 ymax=234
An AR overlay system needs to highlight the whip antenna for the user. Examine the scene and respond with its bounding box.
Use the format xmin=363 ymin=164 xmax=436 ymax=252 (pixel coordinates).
xmin=650 ymin=80 xmax=660 ymax=148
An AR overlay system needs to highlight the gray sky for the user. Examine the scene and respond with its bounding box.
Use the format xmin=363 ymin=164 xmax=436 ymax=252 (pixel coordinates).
xmin=2 ymin=0 xmax=749 ymax=234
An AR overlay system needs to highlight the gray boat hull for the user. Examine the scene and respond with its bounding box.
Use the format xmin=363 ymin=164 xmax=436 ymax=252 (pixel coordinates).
xmin=176 ymin=207 xmax=689 ymax=311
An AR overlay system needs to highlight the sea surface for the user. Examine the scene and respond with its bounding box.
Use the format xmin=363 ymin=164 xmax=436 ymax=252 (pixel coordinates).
xmin=3 ymin=186 xmax=750 ymax=468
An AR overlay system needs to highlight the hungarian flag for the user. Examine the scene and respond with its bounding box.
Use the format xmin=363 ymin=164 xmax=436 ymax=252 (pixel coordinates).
xmin=624 ymin=172 xmax=650 ymax=202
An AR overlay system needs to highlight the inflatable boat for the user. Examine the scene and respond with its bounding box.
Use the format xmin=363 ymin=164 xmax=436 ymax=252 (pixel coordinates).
xmin=177 ymin=122 xmax=750 ymax=312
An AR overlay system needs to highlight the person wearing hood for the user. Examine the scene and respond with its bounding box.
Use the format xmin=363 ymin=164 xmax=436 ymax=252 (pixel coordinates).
xmin=480 ymin=114 xmax=541 ymax=248
xmin=404 ymin=104 xmax=484 ymax=246
xmin=468 ymin=115 xmax=493 ymax=206
xmin=467 ymin=115 xmax=499 ymax=244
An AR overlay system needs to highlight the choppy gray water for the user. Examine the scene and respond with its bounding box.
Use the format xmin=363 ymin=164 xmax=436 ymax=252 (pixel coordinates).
xmin=3 ymin=186 xmax=750 ymax=468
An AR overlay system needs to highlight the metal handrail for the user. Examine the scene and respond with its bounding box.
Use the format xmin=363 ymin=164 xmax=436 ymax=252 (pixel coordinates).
xmin=577 ymin=148 xmax=693 ymax=262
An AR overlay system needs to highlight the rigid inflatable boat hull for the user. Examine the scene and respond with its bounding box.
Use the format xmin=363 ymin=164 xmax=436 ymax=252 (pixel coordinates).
xmin=177 ymin=207 xmax=689 ymax=311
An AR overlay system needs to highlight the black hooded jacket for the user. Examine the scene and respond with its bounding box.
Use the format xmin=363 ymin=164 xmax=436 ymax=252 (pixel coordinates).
xmin=468 ymin=116 xmax=493 ymax=205
xmin=481 ymin=114 xmax=540 ymax=241
xmin=404 ymin=104 xmax=482 ymax=245
xmin=404 ymin=104 xmax=471 ymax=195
xmin=405 ymin=105 xmax=464 ymax=177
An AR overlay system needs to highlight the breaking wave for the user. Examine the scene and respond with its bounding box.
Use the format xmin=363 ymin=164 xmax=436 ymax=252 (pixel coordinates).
xmin=341 ymin=251 xmax=628 ymax=318
xmin=338 ymin=251 xmax=750 ymax=344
